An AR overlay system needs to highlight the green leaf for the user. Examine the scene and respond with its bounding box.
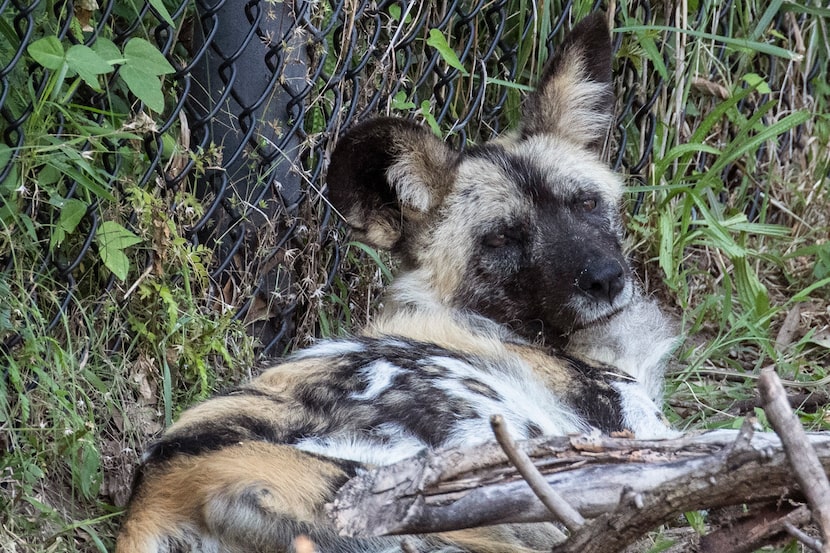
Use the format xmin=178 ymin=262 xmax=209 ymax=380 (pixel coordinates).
xmin=733 ymin=257 xmax=769 ymax=315
xmin=98 ymin=221 xmax=142 ymax=249
xmin=634 ymin=30 xmax=668 ymax=81
xmin=683 ymin=510 xmax=706 ymax=535
xmin=483 ymin=77 xmax=534 ymax=91
xmin=59 ymin=198 xmax=88 ymax=230
xmin=19 ymin=212 xmax=38 ymax=241
xmin=389 ymin=4 xmax=401 ymax=21
xmin=645 ymin=538 xmax=676 ymax=553
xmin=120 ymin=65 xmax=165 ymax=112
xmin=814 ymin=247 xmax=830 ymax=280
xmin=123 ymin=38 xmax=174 ymax=75
xmin=27 ymin=36 xmax=65 ymax=70
xmin=658 ymin=209 xmax=675 ymax=281
xmin=783 ymin=1 xmax=830 ymax=18
xmin=148 ymin=0 xmax=176 ymax=27
xmin=688 ymin=87 xmax=754 ymax=145
xmin=67 ymin=168 xmax=115 ymax=201
xmin=66 ymin=44 xmax=113 ymax=90
xmin=707 ymin=110 xmax=810 ymax=178
xmin=75 ymin=440 xmax=102 ymax=499
xmin=698 ymin=220 xmax=747 ymax=258
xmin=391 ymin=91 xmax=416 ymax=111
xmin=46 ymin=155 xmax=116 ymax=202
xmin=790 ymin=277 xmax=830 ymax=304
xmin=99 ymin=242 xmax=130 ymax=280
xmin=78 ymin=524 xmax=108 ymax=553
xmin=50 ymin=198 xmax=88 ymax=250
xmin=23 ymin=463 xmax=44 ymax=482
xmin=653 ymin=143 xmax=722 ymax=183
xmin=388 ymin=4 xmax=412 ymax=24
xmin=742 ymin=73 xmax=772 ymax=94
xmin=750 ymin=0 xmax=784 ymax=41
xmin=753 ymin=407 xmax=770 ymax=429
xmin=0 ymin=144 xmax=12 ymax=168
xmin=347 ymin=241 xmax=393 ymax=282
xmin=419 ymin=100 xmax=442 ymax=136
xmin=92 ymin=37 xmax=123 ymax=65
xmin=97 ymin=221 xmax=142 ymax=280
xmin=720 ymin=217 xmax=790 ymax=237
xmin=119 ymin=38 xmax=173 ymax=110
xmin=426 ymin=29 xmax=469 ymax=76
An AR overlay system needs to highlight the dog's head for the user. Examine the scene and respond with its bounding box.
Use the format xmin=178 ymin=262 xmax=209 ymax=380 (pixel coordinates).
xmin=327 ymin=13 xmax=632 ymax=347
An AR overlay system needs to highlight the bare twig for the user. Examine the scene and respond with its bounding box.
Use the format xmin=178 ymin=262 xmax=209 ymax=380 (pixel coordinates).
xmin=723 ymin=416 xmax=756 ymax=458
xmin=785 ymin=11 xmax=806 ymax=55
xmin=123 ymin=262 xmax=154 ymax=300
xmin=775 ymin=303 xmax=803 ymax=350
xmin=490 ymin=414 xmax=584 ymax=531
xmin=784 ymin=521 xmax=824 ymax=552
xmin=760 ymin=368 xmax=830 ymax=552
xmin=720 ymin=391 xmax=830 ymax=417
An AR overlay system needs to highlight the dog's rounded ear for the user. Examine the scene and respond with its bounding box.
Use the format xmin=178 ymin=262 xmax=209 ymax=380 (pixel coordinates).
xmin=326 ymin=117 xmax=456 ymax=250
xmin=522 ymin=12 xmax=614 ymax=152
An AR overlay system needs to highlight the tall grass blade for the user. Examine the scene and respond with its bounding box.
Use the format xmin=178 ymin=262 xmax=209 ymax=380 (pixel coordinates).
xmin=614 ymin=25 xmax=803 ymax=61
xmin=750 ymin=0 xmax=785 ymax=41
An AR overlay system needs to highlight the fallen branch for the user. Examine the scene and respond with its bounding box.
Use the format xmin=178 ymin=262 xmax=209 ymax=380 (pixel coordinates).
xmin=710 ymin=391 xmax=830 ymax=417
xmin=760 ymin=368 xmax=830 ymax=552
xmin=327 ymin=429 xmax=830 ymax=553
xmin=784 ymin=521 xmax=824 ymax=553
xmin=490 ymin=414 xmax=583 ymax=532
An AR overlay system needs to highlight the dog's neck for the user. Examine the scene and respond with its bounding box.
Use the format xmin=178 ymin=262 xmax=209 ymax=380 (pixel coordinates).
xmin=364 ymin=272 xmax=533 ymax=357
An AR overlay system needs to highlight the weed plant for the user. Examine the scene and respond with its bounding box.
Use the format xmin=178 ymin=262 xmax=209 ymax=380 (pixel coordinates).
xmin=0 ymin=1 xmax=828 ymax=552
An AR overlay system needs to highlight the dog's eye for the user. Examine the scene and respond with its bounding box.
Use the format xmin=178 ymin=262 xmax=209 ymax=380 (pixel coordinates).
xmin=580 ymin=197 xmax=598 ymax=212
xmin=482 ymin=228 xmax=522 ymax=248
xmin=483 ymin=232 xmax=508 ymax=248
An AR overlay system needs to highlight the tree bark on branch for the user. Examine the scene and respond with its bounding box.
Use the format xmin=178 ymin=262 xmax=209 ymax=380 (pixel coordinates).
xmin=328 ymin=428 xmax=830 ymax=552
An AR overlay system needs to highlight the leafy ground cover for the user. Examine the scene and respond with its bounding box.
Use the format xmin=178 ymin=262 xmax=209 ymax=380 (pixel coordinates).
xmin=1 ymin=1 xmax=828 ymax=552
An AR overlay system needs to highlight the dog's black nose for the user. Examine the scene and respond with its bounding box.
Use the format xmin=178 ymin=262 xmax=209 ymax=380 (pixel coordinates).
xmin=578 ymin=258 xmax=625 ymax=304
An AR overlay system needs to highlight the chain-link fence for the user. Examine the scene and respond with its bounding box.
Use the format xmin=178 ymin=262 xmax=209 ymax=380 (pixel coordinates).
xmin=0 ymin=0 xmax=815 ymax=357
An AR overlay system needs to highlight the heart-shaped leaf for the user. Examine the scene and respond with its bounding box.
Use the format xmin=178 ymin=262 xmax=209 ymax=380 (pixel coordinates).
xmin=28 ymin=37 xmax=65 ymax=70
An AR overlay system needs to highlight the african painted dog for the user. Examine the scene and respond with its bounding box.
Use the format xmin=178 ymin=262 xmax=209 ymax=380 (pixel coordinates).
xmin=117 ymin=13 xmax=678 ymax=553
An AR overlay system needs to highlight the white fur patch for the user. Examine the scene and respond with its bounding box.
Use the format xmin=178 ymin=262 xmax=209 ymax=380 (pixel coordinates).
xmin=613 ymin=381 xmax=679 ymax=439
xmin=568 ymin=294 xmax=678 ymax=402
xmin=386 ymin=161 xmax=435 ymax=213
xmin=290 ymin=340 xmax=366 ymax=360
xmin=294 ymin=425 xmax=426 ymax=466
xmin=426 ymin=355 xmax=590 ymax=443
xmin=350 ymin=360 xmax=403 ymax=401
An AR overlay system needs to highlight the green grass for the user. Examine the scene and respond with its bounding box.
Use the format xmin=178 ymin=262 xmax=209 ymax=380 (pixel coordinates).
xmin=620 ymin=3 xmax=830 ymax=425
xmin=612 ymin=2 xmax=830 ymax=548
xmin=1 ymin=0 xmax=829 ymax=552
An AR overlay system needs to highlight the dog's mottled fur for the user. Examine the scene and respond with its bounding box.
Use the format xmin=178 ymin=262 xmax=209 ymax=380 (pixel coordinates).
xmin=117 ymin=13 xmax=677 ymax=553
